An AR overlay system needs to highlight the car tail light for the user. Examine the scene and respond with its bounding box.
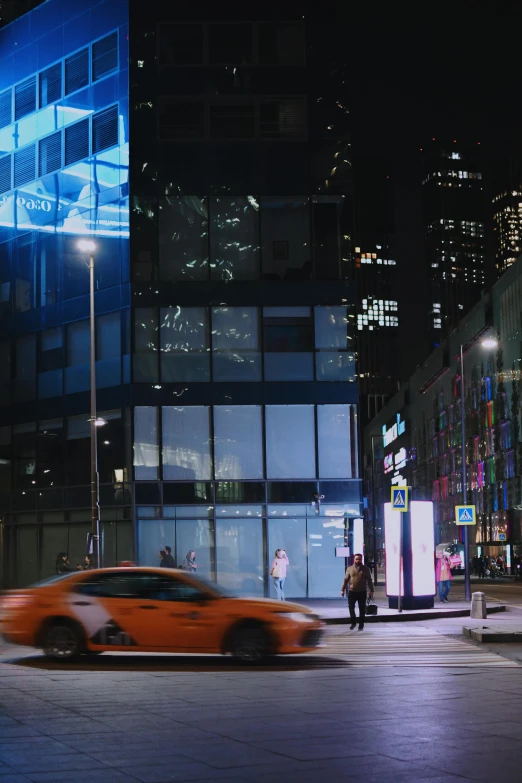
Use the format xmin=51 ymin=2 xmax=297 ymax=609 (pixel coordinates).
xmin=1 ymin=594 xmax=34 ymax=611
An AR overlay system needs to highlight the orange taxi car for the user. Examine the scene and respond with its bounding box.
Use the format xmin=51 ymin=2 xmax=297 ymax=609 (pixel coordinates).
xmin=0 ymin=567 xmax=324 ymax=663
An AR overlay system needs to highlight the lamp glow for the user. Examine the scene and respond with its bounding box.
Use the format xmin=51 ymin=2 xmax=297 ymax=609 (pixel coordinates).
xmin=481 ymin=338 xmax=498 ymax=350
xmin=77 ymin=239 xmax=97 ymax=253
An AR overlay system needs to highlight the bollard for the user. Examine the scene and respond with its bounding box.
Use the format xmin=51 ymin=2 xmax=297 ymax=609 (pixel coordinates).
xmin=470 ymin=591 xmax=487 ymax=619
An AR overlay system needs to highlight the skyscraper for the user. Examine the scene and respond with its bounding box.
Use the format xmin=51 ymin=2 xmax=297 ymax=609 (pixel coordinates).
xmin=421 ymin=139 xmax=486 ymax=347
xmin=492 ymin=188 xmax=522 ymax=276
xmin=0 ymin=0 xmax=362 ymax=596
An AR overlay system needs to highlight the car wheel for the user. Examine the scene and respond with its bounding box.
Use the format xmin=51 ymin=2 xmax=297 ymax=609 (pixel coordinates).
xmin=42 ymin=623 xmax=82 ymax=661
xmin=231 ymin=625 xmax=270 ymax=664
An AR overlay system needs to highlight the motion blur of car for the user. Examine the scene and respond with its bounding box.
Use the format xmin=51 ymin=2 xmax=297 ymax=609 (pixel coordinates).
xmin=0 ymin=567 xmax=323 ymax=664
xmin=436 ymin=542 xmax=464 ymax=573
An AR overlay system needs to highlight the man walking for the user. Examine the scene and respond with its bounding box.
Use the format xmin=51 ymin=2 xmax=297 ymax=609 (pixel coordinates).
xmin=340 ymin=553 xmax=374 ymax=631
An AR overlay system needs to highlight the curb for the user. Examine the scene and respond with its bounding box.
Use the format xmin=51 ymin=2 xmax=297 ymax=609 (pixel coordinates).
xmin=322 ymin=604 xmax=507 ymax=625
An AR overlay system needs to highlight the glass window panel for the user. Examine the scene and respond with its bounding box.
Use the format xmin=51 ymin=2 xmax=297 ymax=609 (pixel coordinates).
xmin=314 ymin=306 xmax=349 ymax=349
xmin=97 ymin=312 xmax=121 ymax=388
xmin=215 ymin=518 xmax=264 ymax=596
xmin=266 ymin=405 xmax=316 ymax=479
xmin=317 ymin=405 xmax=354 ymax=479
xmin=267 ymin=517 xmax=307 ymax=598
xmin=14 ymin=334 xmax=36 ymax=401
xmin=38 ymin=419 xmax=64 ymax=487
xmin=307 ymin=515 xmax=346 ymax=597
xmin=41 ymin=524 xmax=69 ymax=579
xmin=209 ymin=197 xmax=259 ymax=281
xmin=159 ymin=197 xmax=208 ymax=281
xmin=134 ymin=407 xmax=159 ymax=480
xmin=214 ymin=406 xmax=263 ymax=480
xmin=175 ymin=518 xmax=214 ymax=577
xmin=263 ymin=306 xmax=310 ymax=318
xmin=160 ymin=306 xmax=209 ymax=382
xmin=208 ymin=23 xmax=253 ymax=64
xmin=265 ymin=353 xmax=313 ymax=382
xmin=12 ymin=423 xmax=36 ymax=489
xmin=212 ymin=307 xmax=261 ymax=382
xmin=14 ymin=526 xmax=38 ymax=588
xmin=0 ymin=341 xmax=11 ymax=405
xmin=215 ymin=505 xmax=264 ymax=517
xmin=138 ymin=519 xmax=175 ymax=566
xmin=315 ymin=352 xmax=356 ymax=381
xmin=159 ymin=23 xmax=204 ymax=65
xmin=133 ymin=307 xmax=158 ymax=382
xmin=162 ymin=406 xmax=211 ymax=480
xmin=261 ymin=198 xmax=310 ymax=280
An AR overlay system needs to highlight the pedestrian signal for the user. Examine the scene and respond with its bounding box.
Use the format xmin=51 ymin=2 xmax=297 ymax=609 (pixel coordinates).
xmin=455 ymin=505 xmax=476 ymax=525
xmin=391 ymin=486 xmax=409 ymax=512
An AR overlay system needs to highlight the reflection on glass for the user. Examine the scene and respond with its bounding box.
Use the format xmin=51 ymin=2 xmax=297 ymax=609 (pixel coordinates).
xmin=175 ymin=518 xmax=214 ymax=579
xmin=307 ymin=515 xmax=346 ymax=598
xmin=133 ymin=407 xmax=159 ymax=480
xmin=267 ymin=517 xmax=307 ymax=598
xmin=266 ymin=405 xmax=316 ymax=479
xmin=212 ymin=306 xmax=261 ymax=381
xmin=317 ymin=404 xmax=356 ymax=479
xmin=209 ymin=197 xmax=259 ymax=281
xmin=261 ymin=197 xmax=310 ymax=280
xmin=138 ymin=519 xmax=175 ymax=567
xmin=215 ymin=518 xmax=264 ymax=596
xmin=159 ymin=197 xmax=208 ymax=280
xmin=162 ymin=406 xmax=211 ymax=480
xmin=214 ymin=406 xmax=263 ymax=480
xmin=160 ymin=306 xmax=210 ymax=381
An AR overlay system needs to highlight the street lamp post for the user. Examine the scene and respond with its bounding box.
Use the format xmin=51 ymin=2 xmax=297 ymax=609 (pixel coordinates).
xmin=460 ymin=336 xmax=498 ymax=602
xmin=77 ymin=239 xmax=101 ymax=569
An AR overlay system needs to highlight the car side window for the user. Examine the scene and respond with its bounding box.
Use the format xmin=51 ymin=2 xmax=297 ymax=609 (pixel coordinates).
xmin=144 ymin=575 xmax=209 ymax=603
xmin=75 ymin=571 xmax=144 ymax=599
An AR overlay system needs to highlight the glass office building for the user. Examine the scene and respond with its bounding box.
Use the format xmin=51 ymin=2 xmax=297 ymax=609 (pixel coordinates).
xmin=0 ymin=0 xmax=361 ymax=597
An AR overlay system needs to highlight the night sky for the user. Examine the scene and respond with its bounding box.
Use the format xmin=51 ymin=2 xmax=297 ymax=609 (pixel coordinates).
xmin=345 ymin=0 xmax=522 ymax=378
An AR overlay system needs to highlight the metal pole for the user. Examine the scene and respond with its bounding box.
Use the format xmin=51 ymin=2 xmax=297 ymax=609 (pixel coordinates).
xmin=371 ymin=436 xmax=378 ymax=586
xmin=460 ymin=345 xmax=470 ymax=602
xmin=89 ymin=254 xmax=101 ymax=569
xmin=398 ymin=506 xmax=403 ymax=613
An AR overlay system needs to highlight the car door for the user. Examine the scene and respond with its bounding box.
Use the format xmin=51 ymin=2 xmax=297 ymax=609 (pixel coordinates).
xmin=68 ymin=571 xmax=146 ymax=649
xmin=144 ymin=573 xmax=230 ymax=652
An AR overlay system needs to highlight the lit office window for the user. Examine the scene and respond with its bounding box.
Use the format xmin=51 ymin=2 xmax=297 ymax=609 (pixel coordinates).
xmin=134 ymin=407 xmax=159 ymax=480
xmin=162 ymin=406 xmax=211 ymax=480
xmin=317 ymin=404 xmax=357 ymax=479
xmin=266 ymin=405 xmax=315 ymax=478
xmin=214 ymin=406 xmax=263 ymax=479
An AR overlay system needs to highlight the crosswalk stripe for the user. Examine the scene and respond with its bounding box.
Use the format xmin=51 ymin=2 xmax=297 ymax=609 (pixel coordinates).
xmin=316 ymin=631 xmax=519 ymax=667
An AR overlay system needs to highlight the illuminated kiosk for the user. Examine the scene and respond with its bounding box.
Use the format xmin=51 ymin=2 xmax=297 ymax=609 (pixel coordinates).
xmin=384 ymin=500 xmax=436 ymax=610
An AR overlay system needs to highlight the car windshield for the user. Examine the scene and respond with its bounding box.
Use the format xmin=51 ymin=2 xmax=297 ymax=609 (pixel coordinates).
xmin=27 ymin=572 xmax=79 ymax=589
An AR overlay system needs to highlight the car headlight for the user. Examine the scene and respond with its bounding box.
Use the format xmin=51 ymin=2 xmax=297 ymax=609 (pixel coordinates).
xmin=277 ymin=612 xmax=315 ymax=623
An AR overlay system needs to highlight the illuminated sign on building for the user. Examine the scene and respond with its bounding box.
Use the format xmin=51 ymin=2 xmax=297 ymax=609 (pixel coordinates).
xmin=382 ymin=413 xmax=406 ymax=447
xmin=394 ymin=447 xmax=408 ymax=470
xmin=384 ymin=453 xmax=394 ymax=474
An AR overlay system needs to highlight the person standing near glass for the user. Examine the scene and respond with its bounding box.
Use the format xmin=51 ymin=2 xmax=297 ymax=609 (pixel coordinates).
xmin=182 ymin=550 xmax=198 ymax=572
xmin=436 ymin=551 xmax=452 ymax=602
xmin=270 ymin=549 xmax=289 ymax=600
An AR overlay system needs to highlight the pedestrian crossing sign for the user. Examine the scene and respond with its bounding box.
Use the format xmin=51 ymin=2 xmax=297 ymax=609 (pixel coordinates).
xmin=391 ymin=486 xmax=409 ymax=512
xmin=455 ymin=505 xmax=476 ymax=525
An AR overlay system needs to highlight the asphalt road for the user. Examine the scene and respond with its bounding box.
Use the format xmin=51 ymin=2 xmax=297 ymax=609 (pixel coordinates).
xmin=0 ymin=626 xmax=521 ymax=782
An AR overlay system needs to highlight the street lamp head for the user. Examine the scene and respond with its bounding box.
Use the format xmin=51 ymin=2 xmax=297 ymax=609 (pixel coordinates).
xmin=481 ymin=338 xmax=498 ymax=350
xmin=77 ymin=239 xmax=96 ymax=253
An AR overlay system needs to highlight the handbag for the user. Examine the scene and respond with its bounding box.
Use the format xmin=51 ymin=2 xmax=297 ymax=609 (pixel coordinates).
xmin=271 ymin=562 xmax=281 ymax=578
xmin=366 ymin=595 xmax=378 ymax=616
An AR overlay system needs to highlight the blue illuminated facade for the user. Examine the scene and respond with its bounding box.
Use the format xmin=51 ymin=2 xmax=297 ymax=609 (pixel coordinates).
xmin=0 ymin=0 xmax=361 ymax=596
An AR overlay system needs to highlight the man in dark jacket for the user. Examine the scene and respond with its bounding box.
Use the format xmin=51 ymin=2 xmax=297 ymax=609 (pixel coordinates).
xmin=159 ymin=546 xmax=175 ymax=568
xmin=340 ymin=553 xmax=374 ymax=631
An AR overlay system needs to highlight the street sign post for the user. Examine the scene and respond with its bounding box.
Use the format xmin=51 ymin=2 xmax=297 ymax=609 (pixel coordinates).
xmin=455 ymin=505 xmax=476 ymax=525
xmin=499 ymin=533 xmax=507 ymax=542
xmin=391 ymin=486 xmax=409 ymax=512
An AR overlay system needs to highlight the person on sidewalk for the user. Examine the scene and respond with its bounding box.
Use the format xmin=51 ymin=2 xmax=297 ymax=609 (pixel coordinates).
xmin=436 ymin=552 xmax=452 ymax=602
xmin=340 ymin=553 xmax=374 ymax=630
xmin=270 ymin=549 xmax=289 ymax=600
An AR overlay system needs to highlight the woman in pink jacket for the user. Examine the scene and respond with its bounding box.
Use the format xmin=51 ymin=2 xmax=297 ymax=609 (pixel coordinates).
xmin=270 ymin=549 xmax=289 ymax=601
xmin=436 ymin=552 xmax=453 ymax=603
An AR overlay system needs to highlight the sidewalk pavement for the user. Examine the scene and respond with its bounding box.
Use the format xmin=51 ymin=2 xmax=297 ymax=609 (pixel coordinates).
xmin=296 ymin=584 xmax=507 ymax=623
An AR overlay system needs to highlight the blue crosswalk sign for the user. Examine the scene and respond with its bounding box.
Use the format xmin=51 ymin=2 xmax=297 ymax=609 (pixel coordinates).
xmin=391 ymin=486 xmax=408 ymax=512
xmin=499 ymin=533 xmax=507 ymax=541
xmin=455 ymin=505 xmax=476 ymax=525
